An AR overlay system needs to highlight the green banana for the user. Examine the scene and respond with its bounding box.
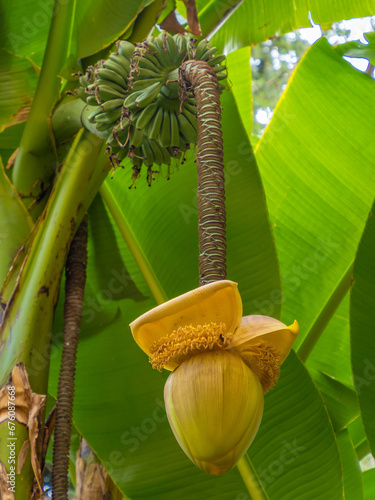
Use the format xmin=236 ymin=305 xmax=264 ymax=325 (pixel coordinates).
xmin=96 ymin=68 xmax=127 ymax=88
xmin=146 ymin=40 xmax=169 ymax=68
xmin=137 ymin=67 xmax=163 ymax=80
xmin=141 ymin=138 xmax=155 ymax=167
xmin=166 ymin=32 xmax=178 ymax=65
xmin=94 ymin=78 xmax=126 ymax=95
xmin=132 ymin=77 xmax=161 ymax=91
xmin=207 ymin=55 xmax=226 ymax=66
xmin=201 ymin=47 xmax=218 ymax=61
xmin=86 ymin=94 xmax=98 ymax=106
xmin=149 ymin=139 xmax=163 ymax=165
xmin=159 ymin=108 xmax=171 ymax=147
xmin=160 ymin=143 xmax=171 ymax=165
xmin=136 ymin=51 xmax=162 ymax=72
xmin=183 ymin=102 xmax=197 ymax=116
xmin=175 ymin=34 xmax=188 ymax=57
xmin=103 ymin=59 xmax=129 ymax=81
xmin=194 ymin=39 xmax=209 ymax=60
xmin=135 ymin=81 xmax=163 ymax=108
xmin=117 ymin=40 xmax=135 ymax=59
xmin=129 ymin=126 xmax=144 ymax=148
xmin=87 ymin=106 xmax=104 ymax=122
xmin=177 ymin=111 xmax=198 ymax=144
xmin=95 ymin=85 xmax=126 ymax=102
xmin=134 ymin=102 xmax=158 ymax=130
xmin=110 ymin=52 xmax=131 ymax=73
xmin=170 ymin=111 xmax=180 ymax=147
xmin=124 ymin=90 xmax=146 ymax=110
xmin=94 ymin=107 xmax=123 ymax=124
xmin=148 ymin=106 xmax=164 ymax=140
xmin=100 ymin=98 xmax=125 ymax=111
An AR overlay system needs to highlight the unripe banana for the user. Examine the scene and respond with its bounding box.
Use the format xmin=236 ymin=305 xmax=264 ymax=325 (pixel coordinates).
xmin=117 ymin=40 xmax=136 ymax=60
xmin=148 ymin=106 xmax=164 ymax=140
xmin=141 ymin=138 xmax=155 ymax=167
xmin=86 ymin=94 xmax=98 ymax=106
xmin=124 ymin=90 xmax=145 ymax=110
xmin=207 ymin=55 xmax=226 ymax=66
xmin=177 ymin=111 xmax=198 ymax=144
xmin=129 ymin=126 xmax=144 ymax=148
xmin=94 ymin=107 xmax=123 ymax=124
xmin=94 ymin=78 xmax=126 ymax=95
xmin=137 ymin=67 xmax=163 ymax=80
xmin=100 ymin=99 xmax=125 ymax=112
xmin=147 ymin=40 xmax=169 ymax=68
xmin=182 ymin=102 xmax=197 ymax=116
xmin=95 ymin=85 xmax=126 ymax=102
xmin=96 ymin=68 xmax=127 ymax=88
xmin=109 ymin=53 xmax=131 ymax=73
xmin=159 ymin=109 xmax=171 ymax=147
xmin=149 ymin=139 xmax=163 ymax=165
xmin=170 ymin=111 xmax=180 ymax=147
xmin=134 ymin=102 xmax=158 ymax=130
xmin=201 ymin=47 xmax=218 ymax=61
xmin=136 ymin=50 xmax=162 ymax=72
xmin=194 ymin=39 xmax=209 ymax=60
xmin=132 ymin=77 xmax=161 ymax=91
xmin=103 ymin=59 xmax=129 ymax=81
xmin=135 ymin=81 xmax=163 ymax=108
xmin=165 ymin=32 xmax=178 ymax=65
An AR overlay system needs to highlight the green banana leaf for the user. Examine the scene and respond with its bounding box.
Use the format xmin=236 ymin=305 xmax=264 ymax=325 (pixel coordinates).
xmin=0 ymin=159 xmax=33 ymax=287
xmin=363 ymin=469 xmax=375 ymax=499
xmin=0 ymin=49 xmax=38 ymax=131
xmin=336 ymin=430 xmax=364 ymax=500
xmin=255 ymin=38 xmax=375 ymax=353
xmin=350 ymin=200 xmax=375 ymax=457
xmin=335 ymin=32 xmax=375 ymax=65
xmin=196 ymin=0 xmax=375 ymax=52
xmin=0 ymin=0 xmax=155 ymax=68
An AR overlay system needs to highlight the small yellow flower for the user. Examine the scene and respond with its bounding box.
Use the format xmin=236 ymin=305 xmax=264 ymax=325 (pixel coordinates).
xmin=130 ymin=280 xmax=299 ymax=475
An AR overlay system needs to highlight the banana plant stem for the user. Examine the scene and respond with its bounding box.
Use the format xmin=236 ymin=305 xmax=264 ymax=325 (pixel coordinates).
xmin=297 ymin=262 xmax=353 ymax=362
xmin=237 ymin=456 xmax=268 ymax=500
xmin=12 ymin=0 xmax=77 ymax=198
xmin=52 ymin=216 xmax=88 ymax=499
xmin=179 ymin=60 xmax=227 ymax=285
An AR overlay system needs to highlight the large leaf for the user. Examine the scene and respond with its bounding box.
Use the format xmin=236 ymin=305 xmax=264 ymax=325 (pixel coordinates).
xmin=0 ymin=159 xmax=33 ymax=287
xmin=245 ymin=351 xmax=343 ymax=499
xmin=0 ymin=0 xmax=155 ymax=68
xmin=336 ymin=430 xmax=364 ymax=500
xmin=197 ymin=0 xmax=375 ymax=53
xmin=363 ymin=469 xmax=375 ymax=499
xmin=350 ymin=201 xmax=375 ymax=456
xmin=255 ymin=38 xmax=375 ymax=352
xmin=0 ymin=49 xmax=37 ymax=131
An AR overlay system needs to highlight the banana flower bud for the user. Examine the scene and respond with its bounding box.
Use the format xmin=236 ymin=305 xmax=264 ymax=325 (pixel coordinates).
xmin=130 ymin=280 xmax=299 ymax=475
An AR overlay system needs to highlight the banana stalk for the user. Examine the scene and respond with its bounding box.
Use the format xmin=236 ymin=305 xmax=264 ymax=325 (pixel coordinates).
xmin=179 ymin=60 xmax=226 ymax=284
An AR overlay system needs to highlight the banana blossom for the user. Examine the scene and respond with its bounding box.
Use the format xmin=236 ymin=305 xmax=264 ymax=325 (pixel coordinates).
xmin=130 ymin=280 xmax=299 ymax=475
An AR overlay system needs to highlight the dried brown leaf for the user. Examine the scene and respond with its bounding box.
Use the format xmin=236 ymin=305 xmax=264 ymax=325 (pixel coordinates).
xmin=0 ymin=364 xmax=46 ymax=496
xmin=160 ymin=10 xmax=186 ymax=34
xmin=0 ymin=462 xmax=15 ymax=499
xmin=184 ymin=0 xmax=201 ymax=35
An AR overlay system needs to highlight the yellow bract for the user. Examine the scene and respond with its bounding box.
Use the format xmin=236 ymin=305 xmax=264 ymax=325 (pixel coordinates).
xmin=129 ymin=280 xmax=299 ymax=475
xmin=164 ymin=350 xmax=264 ymax=475
xmin=130 ymin=280 xmax=299 ymax=388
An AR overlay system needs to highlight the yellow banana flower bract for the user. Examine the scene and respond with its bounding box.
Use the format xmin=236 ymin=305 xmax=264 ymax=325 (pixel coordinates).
xmin=130 ymin=280 xmax=299 ymax=475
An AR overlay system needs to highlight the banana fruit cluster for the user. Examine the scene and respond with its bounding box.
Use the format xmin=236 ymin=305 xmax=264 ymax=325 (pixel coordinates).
xmin=77 ymin=32 xmax=227 ymax=184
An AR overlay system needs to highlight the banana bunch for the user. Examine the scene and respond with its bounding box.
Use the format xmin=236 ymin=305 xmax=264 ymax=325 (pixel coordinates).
xmin=77 ymin=32 xmax=227 ymax=184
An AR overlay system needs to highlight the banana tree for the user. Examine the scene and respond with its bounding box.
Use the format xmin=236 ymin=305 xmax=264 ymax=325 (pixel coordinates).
xmin=1 ymin=0 xmax=375 ymax=499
